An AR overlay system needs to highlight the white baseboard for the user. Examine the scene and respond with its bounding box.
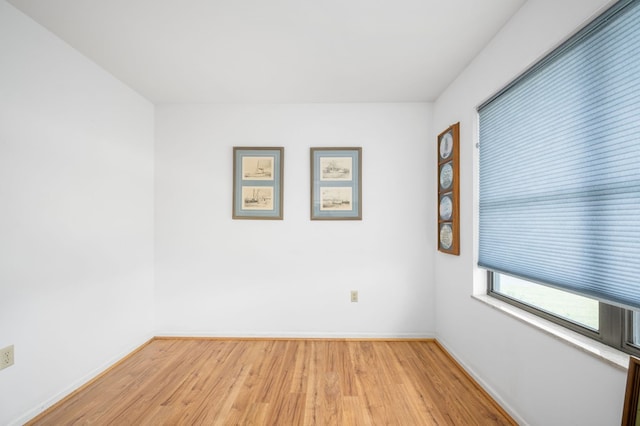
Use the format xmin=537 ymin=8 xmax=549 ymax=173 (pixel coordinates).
xmin=153 ymin=331 xmax=436 ymax=339
xmin=12 ymin=334 xmax=154 ymax=426
xmin=435 ymin=336 xmax=527 ymax=426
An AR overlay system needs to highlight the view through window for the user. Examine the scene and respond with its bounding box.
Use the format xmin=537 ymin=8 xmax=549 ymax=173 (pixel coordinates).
xmin=493 ymin=274 xmax=599 ymax=331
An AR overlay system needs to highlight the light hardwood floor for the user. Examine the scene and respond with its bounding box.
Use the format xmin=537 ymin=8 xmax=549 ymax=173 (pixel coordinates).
xmin=28 ymin=339 xmax=515 ymax=425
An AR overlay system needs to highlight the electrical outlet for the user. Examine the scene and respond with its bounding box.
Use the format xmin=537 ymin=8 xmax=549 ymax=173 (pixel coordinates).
xmin=0 ymin=345 xmax=14 ymax=371
xmin=351 ymin=290 xmax=358 ymax=303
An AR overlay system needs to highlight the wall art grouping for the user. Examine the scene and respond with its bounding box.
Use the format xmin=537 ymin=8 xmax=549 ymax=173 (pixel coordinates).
xmin=232 ymin=146 xmax=362 ymax=221
xmin=437 ymin=123 xmax=460 ymax=255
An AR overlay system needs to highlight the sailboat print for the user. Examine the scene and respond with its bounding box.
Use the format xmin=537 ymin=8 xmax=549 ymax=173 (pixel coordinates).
xmin=243 ymin=157 xmax=273 ymax=179
xmin=242 ymin=187 xmax=274 ymax=210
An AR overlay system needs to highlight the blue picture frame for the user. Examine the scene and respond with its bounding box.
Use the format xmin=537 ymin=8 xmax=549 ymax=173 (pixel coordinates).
xmin=310 ymin=147 xmax=362 ymax=220
xmin=233 ymin=147 xmax=284 ymax=220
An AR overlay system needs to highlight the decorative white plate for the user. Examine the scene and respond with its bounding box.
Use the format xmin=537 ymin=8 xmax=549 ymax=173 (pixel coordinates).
xmin=439 ymin=194 xmax=453 ymax=220
xmin=439 ymin=131 xmax=453 ymax=160
xmin=440 ymin=162 xmax=453 ymax=190
xmin=440 ymin=224 xmax=453 ymax=249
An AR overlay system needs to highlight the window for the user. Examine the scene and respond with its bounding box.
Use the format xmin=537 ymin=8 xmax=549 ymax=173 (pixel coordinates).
xmin=493 ymin=273 xmax=599 ymax=331
xmin=488 ymin=272 xmax=631 ymax=353
xmin=478 ymin=0 xmax=640 ymax=356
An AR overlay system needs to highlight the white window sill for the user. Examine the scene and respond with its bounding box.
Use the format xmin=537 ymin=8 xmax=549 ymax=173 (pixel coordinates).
xmin=472 ymin=293 xmax=629 ymax=371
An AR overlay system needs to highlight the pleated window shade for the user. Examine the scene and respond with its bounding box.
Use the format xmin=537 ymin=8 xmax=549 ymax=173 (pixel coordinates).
xmin=478 ymin=0 xmax=640 ymax=310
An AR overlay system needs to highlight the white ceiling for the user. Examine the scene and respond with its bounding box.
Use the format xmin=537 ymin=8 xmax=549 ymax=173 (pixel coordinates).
xmin=7 ymin=0 xmax=525 ymax=104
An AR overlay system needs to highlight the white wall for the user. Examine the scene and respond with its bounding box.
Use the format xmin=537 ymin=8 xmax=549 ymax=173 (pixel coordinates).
xmin=155 ymin=103 xmax=434 ymax=337
xmin=0 ymin=3 xmax=155 ymax=424
xmin=433 ymin=0 xmax=627 ymax=425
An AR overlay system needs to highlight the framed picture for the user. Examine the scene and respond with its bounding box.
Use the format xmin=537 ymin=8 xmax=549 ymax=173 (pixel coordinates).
xmin=233 ymin=147 xmax=283 ymax=220
xmin=310 ymin=147 xmax=362 ymax=220
xmin=437 ymin=123 xmax=460 ymax=255
xmin=622 ymin=356 xmax=640 ymax=425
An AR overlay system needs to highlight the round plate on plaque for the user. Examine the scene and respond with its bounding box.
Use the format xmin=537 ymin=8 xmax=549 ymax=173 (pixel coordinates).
xmin=439 ymin=223 xmax=453 ymax=250
xmin=439 ymin=131 xmax=453 ymax=160
xmin=440 ymin=162 xmax=453 ymax=190
xmin=439 ymin=194 xmax=453 ymax=221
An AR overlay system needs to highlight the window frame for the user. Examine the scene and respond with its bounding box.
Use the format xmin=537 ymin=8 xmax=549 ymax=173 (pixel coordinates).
xmin=487 ymin=270 xmax=640 ymax=357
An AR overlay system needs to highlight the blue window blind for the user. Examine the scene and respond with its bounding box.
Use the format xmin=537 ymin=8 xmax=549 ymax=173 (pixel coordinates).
xmin=478 ymin=0 xmax=640 ymax=310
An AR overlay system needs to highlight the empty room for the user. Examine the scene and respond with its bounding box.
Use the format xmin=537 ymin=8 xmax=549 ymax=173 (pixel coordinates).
xmin=1 ymin=0 xmax=639 ymax=424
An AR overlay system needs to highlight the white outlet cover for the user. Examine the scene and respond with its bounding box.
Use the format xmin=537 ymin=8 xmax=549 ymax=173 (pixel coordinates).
xmin=0 ymin=345 xmax=14 ymax=370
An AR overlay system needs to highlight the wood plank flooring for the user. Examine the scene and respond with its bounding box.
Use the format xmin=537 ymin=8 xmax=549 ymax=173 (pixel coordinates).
xmin=28 ymin=339 xmax=515 ymax=425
